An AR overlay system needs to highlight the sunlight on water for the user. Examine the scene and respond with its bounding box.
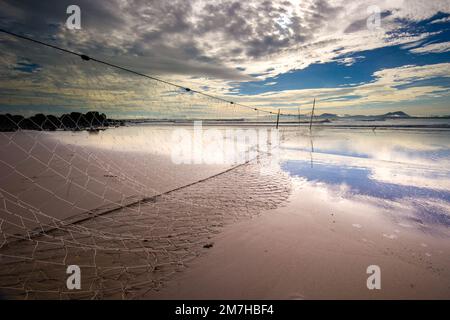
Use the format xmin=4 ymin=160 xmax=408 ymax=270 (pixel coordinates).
xmin=48 ymin=125 xmax=450 ymax=229
xmin=279 ymin=128 xmax=450 ymax=229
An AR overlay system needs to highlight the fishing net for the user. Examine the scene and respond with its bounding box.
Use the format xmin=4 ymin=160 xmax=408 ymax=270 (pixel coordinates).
xmin=0 ymin=31 xmax=304 ymax=299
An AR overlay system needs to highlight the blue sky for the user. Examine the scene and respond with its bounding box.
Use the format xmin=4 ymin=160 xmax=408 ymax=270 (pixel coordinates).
xmin=236 ymin=13 xmax=450 ymax=116
xmin=237 ymin=40 xmax=450 ymax=94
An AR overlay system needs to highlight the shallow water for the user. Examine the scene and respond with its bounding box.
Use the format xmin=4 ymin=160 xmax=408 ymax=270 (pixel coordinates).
xmin=278 ymin=127 xmax=450 ymax=230
xmin=47 ymin=125 xmax=450 ymax=230
xmin=52 ymin=124 xmax=450 ymax=230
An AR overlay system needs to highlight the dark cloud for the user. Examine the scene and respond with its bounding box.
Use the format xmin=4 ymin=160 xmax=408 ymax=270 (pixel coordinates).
xmin=192 ymin=1 xmax=305 ymax=58
xmin=0 ymin=0 xmax=124 ymax=34
xmin=0 ymin=0 xmax=346 ymax=79
xmin=0 ymin=0 xmax=429 ymax=83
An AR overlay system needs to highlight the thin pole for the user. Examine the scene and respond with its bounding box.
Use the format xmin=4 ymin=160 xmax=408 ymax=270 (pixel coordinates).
xmin=309 ymin=98 xmax=316 ymax=131
xmin=276 ymin=109 xmax=280 ymax=129
xmin=298 ymin=106 xmax=301 ymax=126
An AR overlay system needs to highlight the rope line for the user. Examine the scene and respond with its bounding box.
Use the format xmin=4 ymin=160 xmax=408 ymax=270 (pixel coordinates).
xmin=0 ymin=28 xmax=308 ymax=117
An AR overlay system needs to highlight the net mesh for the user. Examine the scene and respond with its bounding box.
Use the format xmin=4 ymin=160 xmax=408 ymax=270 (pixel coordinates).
xmin=0 ymin=31 xmax=305 ymax=299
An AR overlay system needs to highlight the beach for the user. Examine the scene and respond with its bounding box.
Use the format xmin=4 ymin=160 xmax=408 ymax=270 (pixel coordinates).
xmin=150 ymin=184 xmax=450 ymax=299
xmin=0 ymin=125 xmax=449 ymax=299
xmin=1 ymin=0 xmax=450 ymax=309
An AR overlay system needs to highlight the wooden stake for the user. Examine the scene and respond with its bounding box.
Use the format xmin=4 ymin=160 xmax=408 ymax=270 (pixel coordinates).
xmin=276 ymin=109 xmax=280 ymax=129
xmin=309 ymin=98 xmax=316 ymax=131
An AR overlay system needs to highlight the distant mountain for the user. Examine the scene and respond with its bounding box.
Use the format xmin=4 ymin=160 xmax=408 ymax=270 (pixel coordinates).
xmin=317 ymin=113 xmax=338 ymax=119
xmin=317 ymin=111 xmax=411 ymax=119
xmin=382 ymin=111 xmax=410 ymax=118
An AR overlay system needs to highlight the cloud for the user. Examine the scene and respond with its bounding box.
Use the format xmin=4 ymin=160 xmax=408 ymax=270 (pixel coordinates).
xmin=1 ymin=0 xmax=449 ymax=82
xmin=430 ymin=16 xmax=450 ymax=24
xmin=0 ymin=0 xmax=449 ymax=117
xmin=335 ymin=56 xmax=365 ymax=66
xmin=13 ymin=59 xmax=41 ymax=73
xmin=231 ymin=63 xmax=450 ymax=114
xmin=410 ymin=41 xmax=450 ymax=54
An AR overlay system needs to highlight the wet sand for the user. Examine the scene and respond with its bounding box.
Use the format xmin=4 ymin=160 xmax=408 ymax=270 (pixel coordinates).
xmin=0 ymin=127 xmax=290 ymax=299
xmin=0 ymin=128 xmax=233 ymax=236
xmin=148 ymin=127 xmax=450 ymax=299
xmin=149 ymin=185 xmax=450 ymax=299
xmin=0 ymin=159 xmax=290 ymax=299
xmin=1 ymin=126 xmax=449 ymax=299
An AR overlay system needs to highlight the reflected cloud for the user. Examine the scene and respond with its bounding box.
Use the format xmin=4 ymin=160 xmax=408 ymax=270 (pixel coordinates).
xmin=279 ymin=128 xmax=450 ymax=227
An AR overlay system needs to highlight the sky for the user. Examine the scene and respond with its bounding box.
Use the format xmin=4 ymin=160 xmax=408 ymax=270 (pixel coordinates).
xmin=0 ymin=0 xmax=449 ymax=118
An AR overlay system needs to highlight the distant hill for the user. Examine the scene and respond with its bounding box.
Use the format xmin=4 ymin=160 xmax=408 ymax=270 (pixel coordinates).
xmin=317 ymin=113 xmax=338 ymax=119
xmin=382 ymin=111 xmax=410 ymax=118
xmin=316 ymin=111 xmax=411 ymax=119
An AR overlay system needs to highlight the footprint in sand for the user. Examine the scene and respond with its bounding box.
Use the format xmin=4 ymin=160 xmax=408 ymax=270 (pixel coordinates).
xmin=288 ymin=292 xmax=306 ymax=300
xmin=383 ymin=233 xmax=398 ymax=240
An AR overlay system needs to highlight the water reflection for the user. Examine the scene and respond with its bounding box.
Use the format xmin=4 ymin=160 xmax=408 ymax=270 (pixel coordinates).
xmin=279 ymin=128 xmax=450 ymax=227
xmin=281 ymin=128 xmax=450 ymax=166
xmin=48 ymin=125 xmax=450 ymax=227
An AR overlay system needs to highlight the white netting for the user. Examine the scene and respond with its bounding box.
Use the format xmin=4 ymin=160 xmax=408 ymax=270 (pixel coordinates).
xmin=0 ymin=31 xmax=300 ymax=299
